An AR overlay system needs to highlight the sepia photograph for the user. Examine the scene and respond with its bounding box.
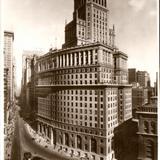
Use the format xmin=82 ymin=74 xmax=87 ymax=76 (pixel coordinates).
xmin=2 ymin=0 xmax=158 ymax=160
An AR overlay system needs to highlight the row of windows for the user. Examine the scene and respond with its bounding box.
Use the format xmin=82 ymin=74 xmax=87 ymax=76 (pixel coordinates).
xmin=93 ymin=0 xmax=107 ymax=8
xmin=53 ymin=89 xmax=104 ymax=95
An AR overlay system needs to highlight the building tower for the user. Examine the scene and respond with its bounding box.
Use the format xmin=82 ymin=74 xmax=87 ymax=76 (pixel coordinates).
xmin=63 ymin=0 xmax=109 ymax=48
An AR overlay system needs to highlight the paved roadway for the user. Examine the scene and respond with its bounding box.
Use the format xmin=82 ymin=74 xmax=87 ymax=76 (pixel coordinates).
xmin=11 ymin=106 xmax=78 ymax=160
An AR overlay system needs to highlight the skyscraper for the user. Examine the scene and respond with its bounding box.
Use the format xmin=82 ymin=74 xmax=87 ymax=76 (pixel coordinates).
xmin=137 ymin=71 xmax=150 ymax=88
xmin=63 ymin=0 xmax=113 ymax=48
xmin=31 ymin=1 xmax=132 ymax=160
xmin=4 ymin=31 xmax=14 ymax=127
xmin=4 ymin=31 xmax=14 ymax=102
xmin=128 ymin=68 xmax=137 ymax=84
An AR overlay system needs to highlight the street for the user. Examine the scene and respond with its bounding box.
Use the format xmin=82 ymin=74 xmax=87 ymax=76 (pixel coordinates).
xmin=11 ymin=106 xmax=77 ymax=160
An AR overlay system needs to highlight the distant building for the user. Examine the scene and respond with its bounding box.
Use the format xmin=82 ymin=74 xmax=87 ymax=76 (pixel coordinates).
xmin=132 ymin=87 xmax=148 ymax=109
xmin=4 ymin=31 xmax=14 ymax=102
xmin=154 ymin=72 xmax=158 ymax=96
xmin=4 ymin=31 xmax=14 ymax=127
xmin=137 ymin=71 xmax=150 ymax=88
xmin=132 ymin=87 xmax=148 ymax=117
xmin=136 ymin=97 xmax=157 ymax=160
xmin=128 ymin=68 xmax=137 ymax=84
xmin=21 ymin=51 xmax=40 ymax=120
xmin=4 ymin=68 xmax=9 ymax=124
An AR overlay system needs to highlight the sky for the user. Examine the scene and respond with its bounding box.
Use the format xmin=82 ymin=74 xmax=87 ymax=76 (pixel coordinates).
xmin=3 ymin=0 xmax=158 ymax=89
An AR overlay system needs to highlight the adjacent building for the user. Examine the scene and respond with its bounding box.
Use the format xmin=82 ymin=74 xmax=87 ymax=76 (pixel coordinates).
xmin=21 ymin=51 xmax=40 ymax=120
xmin=132 ymin=87 xmax=148 ymax=109
xmin=136 ymin=97 xmax=157 ymax=160
xmin=31 ymin=1 xmax=132 ymax=160
xmin=4 ymin=31 xmax=14 ymax=102
xmin=137 ymin=71 xmax=150 ymax=88
xmin=4 ymin=31 xmax=14 ymax=126
xmin=128 ymin=68 xmax=137 ymax=84
xmin=4 ymin=68 xmax=9 ymax=125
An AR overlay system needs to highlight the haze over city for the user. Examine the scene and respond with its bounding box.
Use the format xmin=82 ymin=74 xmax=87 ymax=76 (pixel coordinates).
xmin=3 ymin=0 xmax=158 ymax=89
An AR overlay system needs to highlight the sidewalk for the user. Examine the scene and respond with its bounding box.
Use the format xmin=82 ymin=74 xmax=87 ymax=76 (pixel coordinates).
xmin=4 ymin=103 xmax=17 ymax=160
xmin=25 ymin=123 xmax=80 ymax=160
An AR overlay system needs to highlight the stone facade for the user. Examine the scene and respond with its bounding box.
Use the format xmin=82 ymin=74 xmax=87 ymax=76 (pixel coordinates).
xmin=35 ymin=43 xmax=132 ymax=160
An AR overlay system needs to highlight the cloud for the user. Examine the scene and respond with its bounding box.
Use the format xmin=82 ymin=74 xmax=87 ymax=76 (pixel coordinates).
xmin=128 ymin=0 xmax=146 ymax=12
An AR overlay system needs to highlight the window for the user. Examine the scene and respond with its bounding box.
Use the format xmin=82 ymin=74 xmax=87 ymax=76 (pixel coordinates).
xmin=146 ymin=140 xmax=154 ymax=159
xmin=151 ymin=122 xmax=156 ymax=134
xmin=144 ymin=121 xmax=149 ymax=133
xmin=91 ymin=138 xmax=97 ymax=153
xmin=77 ymin=136 xmax=82 ymax=149
xmin=100 ymin=147 xmax=104 ymax=154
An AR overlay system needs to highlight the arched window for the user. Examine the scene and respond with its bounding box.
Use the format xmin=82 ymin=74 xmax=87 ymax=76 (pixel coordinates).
xmin=146 ymin=140 xmax=154 ymax=159
xmin=77 ymin=135 xmax=82 ymax=149
xmin=91 ymin=138 xmax=97 ymax=153
xmin=151 ymin=122 xmax=156 ymax=134
xmin=65 ymin=133 xmax=69 ymax=146
xmin=53 ymin=130 xmax=56 ymax=145
xmin=144 ymin=121 xmax=149 ymax=133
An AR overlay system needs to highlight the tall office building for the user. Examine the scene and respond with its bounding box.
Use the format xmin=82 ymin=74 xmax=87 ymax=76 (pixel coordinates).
xmin=21 ymin=51 xmax=41 ymax=119
xmin=63 ymin=0 xmax=114 ymax=48
xmin=4 ymin=31 xmax=14 ymax=127
xmin=4 ymin=31 xmax=14 ymax=102
xmin=33 ymin=1 xmax=132 ymax=160
xmin=137 ymin=71 xmax=150 ymax=88
xmin=128 ymin=68 xmax=137 ymax=84
xmin=4 ymin=68 xmax=9 ymax=124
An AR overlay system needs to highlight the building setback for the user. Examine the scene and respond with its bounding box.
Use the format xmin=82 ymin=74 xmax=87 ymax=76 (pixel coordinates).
xmin=31 ymin=1 xmax=132 ymax=160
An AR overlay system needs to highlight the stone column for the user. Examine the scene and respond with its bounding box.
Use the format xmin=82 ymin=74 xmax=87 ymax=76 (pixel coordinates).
xmin=66 ymin=54 xmax=69 ymax=67
xmin=74 ymin=53 xmax=77 ymax=66
xmin=75 ymin=135 xmax=77 ymax=148
xmin=88 ymin=138 xmax=91 ymax=152
xmin=37 ymin=123 xmax=40 ymax=133
xmin=63 ymin=54 xmax=65 ymax=67
xmin=93 ymin=49 xmax=95 ymax=64
xmin=98 ymin=49 xmax=103 ymax=64
xmin=50 ymin=128 xmax=53 ymax=145
xmin=56 ymin=56 xmax=59 ymax=68
xmin=59 ymin=55 xmax=61 ymax=67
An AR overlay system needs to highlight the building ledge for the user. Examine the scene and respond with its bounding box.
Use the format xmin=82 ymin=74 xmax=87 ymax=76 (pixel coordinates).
xmin=36 ymin=84 xmax=132 ymax=88
xmin=137 ymin=132 xmax=157 ymax=137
